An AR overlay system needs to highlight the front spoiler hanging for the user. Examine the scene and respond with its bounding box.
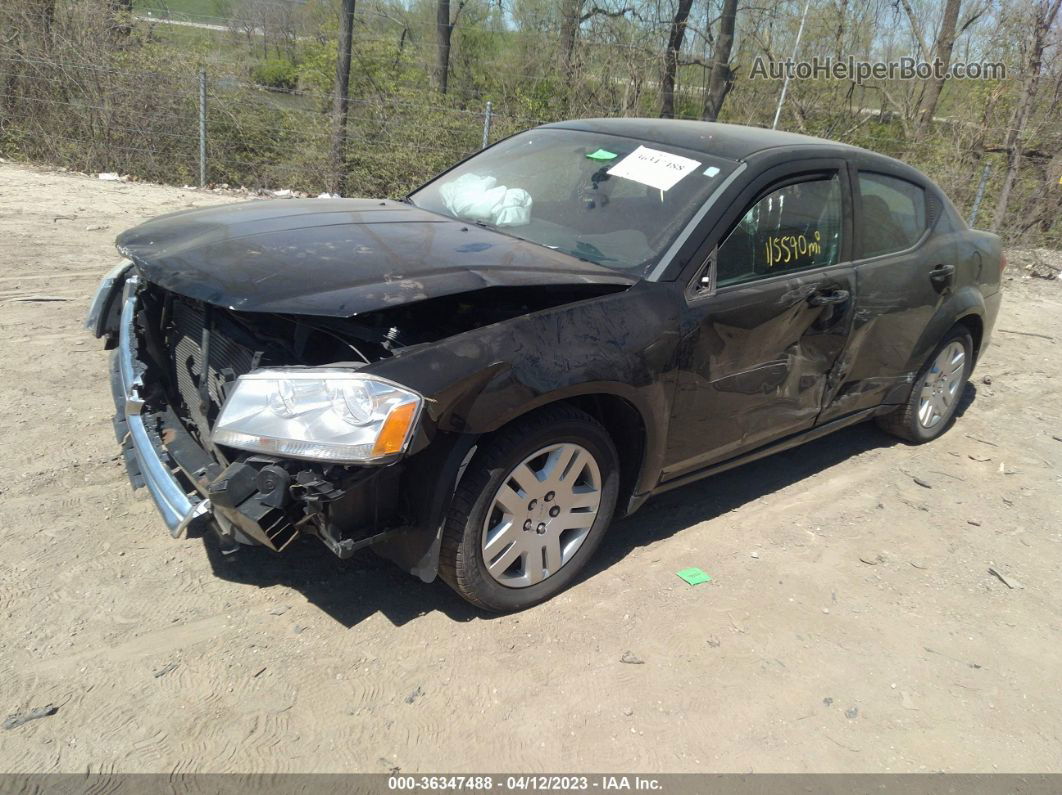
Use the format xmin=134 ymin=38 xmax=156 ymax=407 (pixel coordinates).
xmin=109 ymin=274 xmax=212 ymax=537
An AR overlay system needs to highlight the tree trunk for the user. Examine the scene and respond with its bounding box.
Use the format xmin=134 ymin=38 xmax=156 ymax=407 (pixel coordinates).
xmin=560 ymin=0 xmax=582 ymax=74
xmin=701 ymin=0 xmax=738 ymax=121
xmin=436 ymin=0 xmax=453 ymax=94
xmin=1 ymin=38 xmax=20 ymax=116
xmin=990 ymin=0 xmax=1061 ymax=232
xmin=914 ymin=0 xmax=962 ymax=137
xmin=559 ymin=0 xmax=583 ymax=112
xmin=659 ymin=0 xmax=693 ymax=118
xmin=30 ymin=0 xmax=56 ymax=46
xmin=328 ymin=0 xmax=356 ymax=195
xmin=833 ymin=0 xmax=848 ymax=61
xmin=1016 ymin=151 xmax=1062 ymax=240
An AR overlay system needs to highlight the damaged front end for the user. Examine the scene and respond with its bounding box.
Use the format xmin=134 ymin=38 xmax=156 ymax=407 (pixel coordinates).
xmin=93 ymin=266 xmax=414 ymax=561
xmin=93 ymin=272 xmax=422 ymax=571
xmin=87 ymin=260 xmax=628 ymax=578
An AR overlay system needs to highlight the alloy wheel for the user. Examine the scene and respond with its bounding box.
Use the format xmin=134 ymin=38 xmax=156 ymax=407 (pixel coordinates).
xmin=917 ymin=341 xmax=966 ymax=429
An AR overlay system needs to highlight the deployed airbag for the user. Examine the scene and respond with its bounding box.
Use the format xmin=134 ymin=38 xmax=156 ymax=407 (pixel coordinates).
xmin=440 ymin=174 xmax=532 ymax=227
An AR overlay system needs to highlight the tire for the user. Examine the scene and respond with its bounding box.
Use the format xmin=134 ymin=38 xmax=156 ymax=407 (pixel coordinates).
xmin=438 ymin=405 xmax=620 ymax=612
xmin=876 ymin=326 xmax=973 ymax=443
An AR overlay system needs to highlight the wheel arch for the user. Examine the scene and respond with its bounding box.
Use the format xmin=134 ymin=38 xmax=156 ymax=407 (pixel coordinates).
xmin=905 ymin=286 xmax=987 ymax=376
xmin=550 ymin=393 xmax=647 ymax=519
xmin=464 ymin=387 xmax=656 ymax=520
xmin=954 ymin=312 xmax=984 ymax=364
xmin=875 ymin=313 xmax=978 ymax=444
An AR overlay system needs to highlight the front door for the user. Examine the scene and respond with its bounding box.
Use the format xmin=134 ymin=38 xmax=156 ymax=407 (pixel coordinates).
xmin=662 ymin=161 xmax=857 ymax=480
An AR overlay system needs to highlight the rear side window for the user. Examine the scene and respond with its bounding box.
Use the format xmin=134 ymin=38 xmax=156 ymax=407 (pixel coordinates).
xmin=858 ymin=172 xmax=927 ymax=258
xmin=716 ymin=175 xmax=843 ymax=287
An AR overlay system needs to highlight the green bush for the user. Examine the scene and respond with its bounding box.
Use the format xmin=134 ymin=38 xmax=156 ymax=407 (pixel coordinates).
xmin=251 ymin=58 xmax=299 ymax=91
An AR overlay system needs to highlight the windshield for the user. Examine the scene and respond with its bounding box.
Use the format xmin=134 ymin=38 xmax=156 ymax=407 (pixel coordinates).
xmin=408 ymin=128 xmax=737 ymax=276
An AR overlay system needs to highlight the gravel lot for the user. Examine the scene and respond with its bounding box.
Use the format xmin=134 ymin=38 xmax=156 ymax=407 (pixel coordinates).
xmin=1 ymin=163 xmax=1060 ymax=773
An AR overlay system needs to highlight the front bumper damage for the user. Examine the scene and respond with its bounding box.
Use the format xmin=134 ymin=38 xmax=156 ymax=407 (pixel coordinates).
xmin=110 ymin=274 xmax=212 ymax=538
xmin=90 ymin=269 xmax=457 ymax=572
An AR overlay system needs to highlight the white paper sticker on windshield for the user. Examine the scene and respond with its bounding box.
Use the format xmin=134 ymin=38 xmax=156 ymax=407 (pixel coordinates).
xmin=607 ymin=146 xmax=702 ymax=191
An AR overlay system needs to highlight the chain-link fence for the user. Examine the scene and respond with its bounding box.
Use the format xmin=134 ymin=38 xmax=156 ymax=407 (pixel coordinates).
xmin=0 ymin=10 xmax=1058 ymax=246
xmin=0 ymin=51 xmax=547 ymax=199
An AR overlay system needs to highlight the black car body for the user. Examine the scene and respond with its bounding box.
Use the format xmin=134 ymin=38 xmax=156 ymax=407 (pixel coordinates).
xmin=87 ymin=119 xmax=1002 ymax=610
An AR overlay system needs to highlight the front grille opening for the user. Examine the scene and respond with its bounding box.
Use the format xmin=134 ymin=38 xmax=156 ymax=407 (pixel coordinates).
xmin=147 ymin=288 xmax=378 ymax=446
xmin=167 ymin=297 xmax=257 ymax=444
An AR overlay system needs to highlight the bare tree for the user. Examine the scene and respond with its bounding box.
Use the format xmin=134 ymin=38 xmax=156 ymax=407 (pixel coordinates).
xmin=560 ymin=0 xmax=583 ymax=76
xmin=436 ymin=0 xmax=466 ymax=94
xmin=560 ymin=1 xmax=635 ymax=73
xmin=913 ymin=0 xmax=962 ymax=135
xmin=660 ymin=0 xmax=694 ymax=118
xmin=701 ymin=0 xmax=738 ymax=121
xmin=557 ymin=0 xmax=636 ymax=112
xmin=991 ymin=0 xmax=1062 ymax=231
xmin=29 ymin=0 xmax=56 ymax=46
xmin=1012 ymin=151 xmax=1062 ymax=240
xmin=833 ymin=0 xmax=848 ymax=60
xmin=329 ymin=0 xmax=356 ymax=195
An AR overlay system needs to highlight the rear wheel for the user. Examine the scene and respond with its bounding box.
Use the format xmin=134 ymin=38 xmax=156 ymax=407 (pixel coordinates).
xmin=876 ymin=326 xmax=973 ymax=443
xmin=439 ymin=405 xmax=619 ymax=612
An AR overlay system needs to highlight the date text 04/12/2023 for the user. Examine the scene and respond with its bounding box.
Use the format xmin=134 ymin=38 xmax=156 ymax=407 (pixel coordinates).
xmin=386 ymin=775 xmax=663 ymax=791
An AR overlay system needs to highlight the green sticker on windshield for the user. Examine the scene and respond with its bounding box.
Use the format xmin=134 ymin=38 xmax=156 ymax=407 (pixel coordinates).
xmin=586 ymin=148 xmax=618 ymax=161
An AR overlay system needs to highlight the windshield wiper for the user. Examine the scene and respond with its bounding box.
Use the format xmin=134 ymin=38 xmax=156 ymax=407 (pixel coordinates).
xmin=568 ymin=240 xmax=616 ymax=264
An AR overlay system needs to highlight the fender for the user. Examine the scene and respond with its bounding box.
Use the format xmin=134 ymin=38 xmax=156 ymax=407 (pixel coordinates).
xmin=372 ymin=431 xmax=480 ymax=582
xmin=368 ymin=281 xmax=683 ymax=512
xmin=472 ymin=377 xmax=669 ymax=502
xmin=904 ymin=284 xmax=987 ymax=375
xmin=883 ymin=284 xmax=987 ymax=406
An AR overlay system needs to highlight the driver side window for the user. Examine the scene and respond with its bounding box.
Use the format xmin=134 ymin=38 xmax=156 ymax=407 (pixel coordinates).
xmin=716 ymin=175 xmax=843 ymax=287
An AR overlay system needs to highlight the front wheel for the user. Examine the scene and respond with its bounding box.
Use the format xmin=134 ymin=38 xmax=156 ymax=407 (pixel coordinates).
xmin=876 ymin=326 xmax=973 ymax=443
xmin=438 ymin=405 xmax=619 ymax=612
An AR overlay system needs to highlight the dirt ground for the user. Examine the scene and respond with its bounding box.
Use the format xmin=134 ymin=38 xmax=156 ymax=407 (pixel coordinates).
xmin=1 ymin=163 xmax=1060 ymax=774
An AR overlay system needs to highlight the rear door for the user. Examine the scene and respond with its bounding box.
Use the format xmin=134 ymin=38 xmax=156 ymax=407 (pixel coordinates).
xmin=662 ymin=159 xmax=857 ymax=480
xmin=818 ymin=168 xmax=950 ymax=422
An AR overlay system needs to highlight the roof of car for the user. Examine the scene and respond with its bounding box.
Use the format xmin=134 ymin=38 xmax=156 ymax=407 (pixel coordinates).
xmin=542 ymin=118 xmax=858 ymax=161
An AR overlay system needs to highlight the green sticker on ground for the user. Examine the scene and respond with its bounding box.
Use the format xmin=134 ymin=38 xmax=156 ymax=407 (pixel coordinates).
xmin=586 ymin=148 xmax=618 ymax=161
xmin=676 ymin=567 xmax=712 ymax=586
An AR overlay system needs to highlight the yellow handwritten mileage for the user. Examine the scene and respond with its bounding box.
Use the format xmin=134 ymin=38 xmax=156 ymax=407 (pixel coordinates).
xmin=764 ymin=230 xmax=822 ymax=268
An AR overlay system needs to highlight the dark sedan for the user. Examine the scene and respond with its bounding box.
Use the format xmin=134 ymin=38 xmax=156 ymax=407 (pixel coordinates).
xmin=87 ymin=119 xmax=1003 ymax=611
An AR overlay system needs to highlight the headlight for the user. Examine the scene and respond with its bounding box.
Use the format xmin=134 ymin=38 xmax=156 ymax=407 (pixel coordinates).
xmin=212 ymin=369 xmax=422 ymax=463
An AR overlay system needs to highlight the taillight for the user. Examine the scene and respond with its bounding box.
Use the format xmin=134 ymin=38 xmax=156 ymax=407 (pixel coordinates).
xmin=1000 ymin=252 xmax=1007 ymax=274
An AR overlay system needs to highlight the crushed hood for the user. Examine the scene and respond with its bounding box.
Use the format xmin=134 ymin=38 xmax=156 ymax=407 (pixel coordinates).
xmin=116 ymin=198 xmax=636 ymax=317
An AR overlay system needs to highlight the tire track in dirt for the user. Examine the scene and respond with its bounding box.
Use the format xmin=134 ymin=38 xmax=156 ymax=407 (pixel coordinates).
xmin=0 ymin=268 xmax=106 ymax=284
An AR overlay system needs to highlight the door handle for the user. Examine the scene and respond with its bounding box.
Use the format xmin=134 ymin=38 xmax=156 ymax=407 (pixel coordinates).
xmin=807 ymin=288 xmax=850 ymax=307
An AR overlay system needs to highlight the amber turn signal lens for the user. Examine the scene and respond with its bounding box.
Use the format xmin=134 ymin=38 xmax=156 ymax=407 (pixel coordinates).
xmin=372 ymin=401 xmax=418 ymax=456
